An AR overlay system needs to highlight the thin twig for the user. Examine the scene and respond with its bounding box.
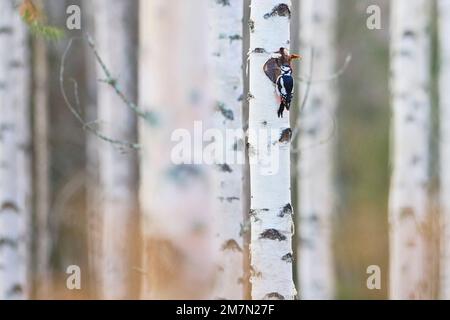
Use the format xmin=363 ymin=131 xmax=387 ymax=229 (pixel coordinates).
xmin=291 ymin=51 xmax=352 ymax=146
xmin=296 ymin=54 xmax=352 ymax=84
xmin=60 ymin=37 xmax=140 ymax=150
xmin=291 ymin=48 xmax=315 ymax=143
xmin=86 ymin=34 xmax=158 ymax=126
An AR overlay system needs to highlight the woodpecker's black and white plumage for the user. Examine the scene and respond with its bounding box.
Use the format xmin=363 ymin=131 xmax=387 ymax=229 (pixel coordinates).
xmin=276 ymin=64 xmax=294 ymax=118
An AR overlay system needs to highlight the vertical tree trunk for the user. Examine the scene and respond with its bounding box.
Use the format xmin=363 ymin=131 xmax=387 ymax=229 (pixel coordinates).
xmin=94 ymin=0 xmax=139 ymax=299
xmin=139 ymin=0 xmax=215 ymax=299
xmin=82 ymin=0 xmax=100 ymax=298
xmin=208 ymin=0 xmax=245 ymax=300
xmin=248 ymin=0 xmax=296 ymax=300
xmin=32 ymin=34 xmax=51 ymax=299
xmin=389 ymin=0 xmax=431 ymax=299
xmin=439 ymin=0 xmax=450 ymax=300
xmin=297 ymin=0 xmax=337 ymax=300
xmin=0 ymin=0 xmax=31 ymax=300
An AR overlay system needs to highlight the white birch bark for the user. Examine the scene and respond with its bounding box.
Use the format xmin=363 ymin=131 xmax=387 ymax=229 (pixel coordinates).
xmin=297 ymin=0 xmax=337 ymax=300
xmin=248 ymin=0 xmax=296 ymax=300
xmin=439 ymin=0 xmax=450 ymax=300
xmin=389 ymin=0 xmax=431 ymax=300
xmin=139 ymin=0 xmax=215 ymax=299
xmin=208 ymin=0 xmax=245 ymax=300
xmin=94 ymin=0 xmax=139 ymax=299
xmin=0 ymin=0 xmax=31 ymax=300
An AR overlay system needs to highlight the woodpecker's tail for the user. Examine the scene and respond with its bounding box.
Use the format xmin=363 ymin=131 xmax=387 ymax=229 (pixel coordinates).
xmin=278 ymin=103 xmax=285 ymax=118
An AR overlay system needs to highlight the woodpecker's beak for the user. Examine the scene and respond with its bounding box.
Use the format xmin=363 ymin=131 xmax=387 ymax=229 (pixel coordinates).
xmin=291 ymin=54 xmax=302 ymax=60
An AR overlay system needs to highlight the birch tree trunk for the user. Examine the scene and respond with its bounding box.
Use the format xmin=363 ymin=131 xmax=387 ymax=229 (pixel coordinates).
xmin=32 ymin=34 xmax=51 ymax=299
xmin=389 ymin=0 xmax=431 ymax=300
xmin=248 ymin=0 xmax=296 ymax=300
xmin=94 ymin=0 xmax=139 ymax=299
xmin=208 ymin=0 xmax=245 ymax=300
xmin=82 ymin=0 xmax=101 ymax=298
xmin=439 ymin=0 xmax=450 ymax=300
xmin=0 ymin=0 xmax=31 ymax=300
xmin=139 ymin=0 xmax=215 ymax=299
xmin=297 ymin=0 xmax=337 ymax=300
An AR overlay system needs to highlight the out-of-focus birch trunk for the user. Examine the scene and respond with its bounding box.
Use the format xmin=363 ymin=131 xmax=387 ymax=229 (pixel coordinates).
xmin=82 ymin=0 xmax=101 ymax=298
xmin=297 ymin=0 xmax=337 ymax=300
xmin=248 ymin=0 xmax=296 ymax=300
xmin=94 ymin=0 xmax=139 ymax=299
xmin=208 ymin=0 xmax=245 ymax=300
xmin=389 ymin=0 xmax=431 ymax=300
xmin=439 ymin=0 xmax=450 ymax=300
xmin=0 ymin=0 xmax=31 ymax=300
xmin=139 ymin=0 xmax=215 ymax=299
xmin=32 ymin=32 xmax=51 ymax=299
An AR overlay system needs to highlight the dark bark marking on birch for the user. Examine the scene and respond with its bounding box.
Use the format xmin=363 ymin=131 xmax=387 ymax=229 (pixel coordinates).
xmin=399 ymin=49 xmax=412 ymax=57
xmin=166 ymin=165 xmax=205 ymax=186
xmin=263 ymin=4 xmax=291 ymax=19
xmin=282 ymin=253 xmax=293 ymax=263
xmin=405 ymin=114 xmax=415 ymax=123
xmin=222 ymin=239 xmax=243 ymax=252
xmin=306 ymin=127 xmax=318 ymax=137
xmin=279 ymin=128 xmax=292 ymax=143
xmin=248 ymin=20 xmax=255 ymax=33
xmin=306 ymin=214 xmax=319 ymax=223
xmin=406 ymin=239 xmax=417 ymax=248
xmin=263 ymin=292 xmax=285 ymax=300
xmin=0 ymin=238 xmax=18 ymax=249
xmin=218 ymin=196 xmax=240 ymax=203
xmin=216 ymin=0 xmax=230 ymax=6
xmin=260 ymin=229 xmax=286 ymax=241
xmin=216 ymin=102 xmax=234 ymax=121
xmin=300 ymin=237 xmax=314 ymax=249
xmin=8 ymin=284 xmax=23 ymax=297
xmin=228 ymin=34 xmax=243 ymax=43
xmin=400 ymin=207 xmax=415 ymax=220
xmin=250 ymin=265 xmax=262 ymax=278
xmin=313 ymin=13 xmax=322 ymax=23
xmin=403 ymin=30 xmax=416 ymax=39
xmin=279 ymin=204 xmax=293 ymax=217
xmin=10 ymin=60 xmax=23 ymax=69
xmin=0 ymin=27 xmax=13 ymax=34
xmin=253 ymin=48 xmax=267 ymax=54
xmin=411 ymin=155 xmax=422 ymax=166
xmin=247 ymin=92 xmax=255 ymax=101
xmin=217 ymin=164 xmax=233 ymax=173
xmin=1 ymin=201 xmax=19 ymax=213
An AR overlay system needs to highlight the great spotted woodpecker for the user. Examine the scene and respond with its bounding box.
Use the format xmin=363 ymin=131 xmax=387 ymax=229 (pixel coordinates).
xmin=276 ymin=64 xmax=294 ymax=118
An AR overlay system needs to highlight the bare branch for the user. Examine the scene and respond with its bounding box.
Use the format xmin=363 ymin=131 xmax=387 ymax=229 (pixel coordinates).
xmin=59 ymin=37 xmax=140 ymax=150
xmin=86 ymin=34 xmax=158 ymax=126
xmin=291 ymin=51 xmax=351 ymax=147
xmin=296 ymin=54 xmax=352 ymax=83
